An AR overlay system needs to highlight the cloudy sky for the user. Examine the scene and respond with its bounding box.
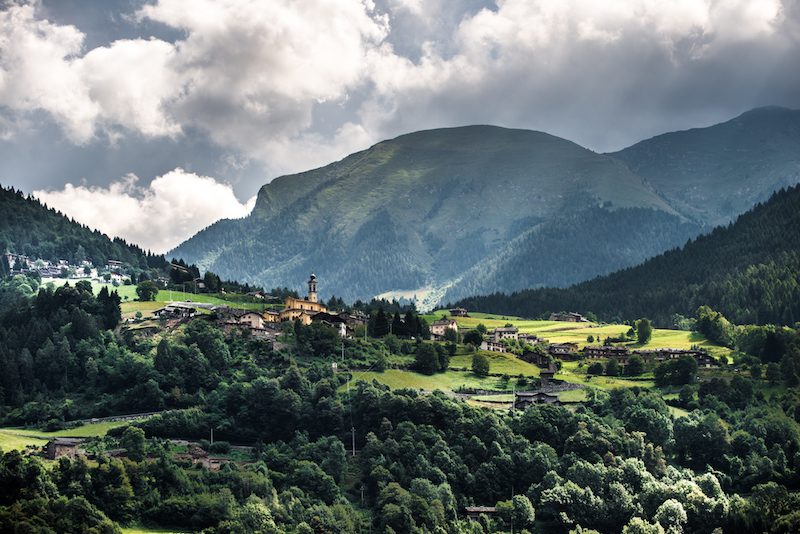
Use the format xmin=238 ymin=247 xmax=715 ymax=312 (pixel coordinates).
xmin=2 ymin=0 xmax=799 ymax=253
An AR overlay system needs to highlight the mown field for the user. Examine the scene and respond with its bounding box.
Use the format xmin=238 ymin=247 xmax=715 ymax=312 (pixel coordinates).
xmin=0 ymin=430 xmax=49 ymax=452
xmin=0 ymin=419 xmax=133 ymax=453
xmin=41 ymin=278 xmax=278 ymax=320
xmin=447 ymin=312 xmax=733 ymax=358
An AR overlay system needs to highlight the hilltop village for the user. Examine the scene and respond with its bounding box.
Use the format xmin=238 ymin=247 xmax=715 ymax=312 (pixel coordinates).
xmin=150 ymin=272 xmax=720 ymax=393
xmin=153 ymin=273 xmax=369 ymax=340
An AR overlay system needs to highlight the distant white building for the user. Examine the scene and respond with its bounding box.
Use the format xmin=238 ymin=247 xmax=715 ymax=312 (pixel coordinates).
xmin=430 ymin=319 xmax=459 ymax=337
xmin=493 ymin=327 xmax=518 ymax=342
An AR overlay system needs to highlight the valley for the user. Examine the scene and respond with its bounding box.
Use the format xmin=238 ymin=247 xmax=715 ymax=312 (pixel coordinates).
xmin=1 ymin=107 xmax=800 ymax=534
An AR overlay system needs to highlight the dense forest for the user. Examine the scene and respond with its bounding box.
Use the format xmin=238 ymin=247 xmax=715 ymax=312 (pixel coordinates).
xmin=2 ymin=284 xmax=800 ymax=533
xmin=451 ymin=185 xmax=800 ymax=328
xmin=0 ymin=185 xmax=168 ymax=273
xmin=442 ymin=203 xmax=702 ymax=303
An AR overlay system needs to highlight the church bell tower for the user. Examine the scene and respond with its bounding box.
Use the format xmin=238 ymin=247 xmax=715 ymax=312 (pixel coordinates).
xmin=308 ymin=272 xmax=317 ymax=303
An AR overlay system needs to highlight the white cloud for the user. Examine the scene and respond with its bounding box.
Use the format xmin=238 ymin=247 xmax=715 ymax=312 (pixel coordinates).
xmin=0 ymin=0 xmax=389 ymax=158
xmin=356 ymin=0 xmax=793 ymax=151
xmin=136 ymin=0 xmax=390 ymax=159
xmin=78 ymin=37 xmax=184 ymax=141
xmin=0 ymin=1 xmax=98 ymax=142
xmin=33 ymin=170 xmax=256 ymax=254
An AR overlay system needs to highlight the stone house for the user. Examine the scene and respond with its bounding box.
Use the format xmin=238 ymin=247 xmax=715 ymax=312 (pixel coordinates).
xmin=46 ymin=438 xmax=83 ymax=460
xmin=514 ymin=391 xmax=561 ymax=410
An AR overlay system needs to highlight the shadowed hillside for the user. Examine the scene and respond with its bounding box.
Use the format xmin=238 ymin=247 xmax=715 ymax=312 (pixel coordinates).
xmin=450 ymin=184 xmax=800 ymax=327
xmin=609 ymin=106 xmax=800 ymax=226
xmin=171 ymin=126 xmax=691 ymax=303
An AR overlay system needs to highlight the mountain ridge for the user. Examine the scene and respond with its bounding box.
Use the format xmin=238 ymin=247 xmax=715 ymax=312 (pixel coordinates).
xmin=172 ymin=125 xmax=688 ymax=303
xmin=609 ymin=106 xmax=800 ymax=226
xmin=171 ymin=108 xmax=800 ymax=306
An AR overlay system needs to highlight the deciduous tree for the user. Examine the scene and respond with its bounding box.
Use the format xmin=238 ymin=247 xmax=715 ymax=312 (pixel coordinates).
xmin=472 ymin=353 xmax=489 ymax=376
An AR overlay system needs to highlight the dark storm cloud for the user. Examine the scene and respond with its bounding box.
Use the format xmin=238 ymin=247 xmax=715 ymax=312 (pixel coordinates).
xmin=1 ymin=0 xmax=798 ymax=250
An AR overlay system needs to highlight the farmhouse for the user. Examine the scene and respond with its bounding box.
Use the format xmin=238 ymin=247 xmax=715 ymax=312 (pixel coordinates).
xmin=46 ymin=438 xmax=83 ymax=460
xmin=480 ymin=340 xmax=507 ymax=353
xmin=449 ymin=307 xmax=469 ymax=317
xmin=153 ymin=303 xmax=197 ymax=319
xmin=239 ymin=311 xmax=266 ymax=330
xmin=465 ymin=507 xmax=496 ymax=522
xmin=430 ymin=319 xmax=459 ymax=338
xmin=520 ymin=350 xmax=550 ymax=367
xmin=584 ymin=345 xmax=630 ymax=360
xmin=493 ymin=327 xmax=518 ymax=341
xmin=634 ymin=348 xmax=715 ymax=366
xmin=549 ymin=312 xmax=587 ymax=322
xmin=548 ymin=342 xmax=578 ymax=359
xmin=311 ymin=311 xmax=351 ymax=339
xmin=514 ymin=391 xmax=561 ymax=410
xmin=519 ymin=333 xmax=540 ymax=345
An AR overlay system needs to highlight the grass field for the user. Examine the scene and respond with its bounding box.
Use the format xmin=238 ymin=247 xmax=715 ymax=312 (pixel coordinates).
xmin=46 ymin=420 xmax=131 ymax=438
xmin=0 ymin=430 xmax=49 ymax=452
xmin=0 ymin=419 xmax=132 ymax=450
xmin=42 ymin=278 xmax=278 ymax=320
xmin=450 ymin=350 xmax=542 ymax=376
xmin=343 ymin=368 xmax=535 ymax=393
xmin=558 ymin=360 xmax=657 ymax=390
xmin=121 ymin=526 xmax=190 ymax=534
xmin=445 ymin=312 xmax=732 ymax=361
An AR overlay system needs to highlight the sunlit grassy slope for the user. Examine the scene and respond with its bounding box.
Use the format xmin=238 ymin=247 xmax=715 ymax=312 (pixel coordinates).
xmin=0 ymin=430 xmax=49 ymax=452
xmin=450 ymin=313 xmax=731 ymax=357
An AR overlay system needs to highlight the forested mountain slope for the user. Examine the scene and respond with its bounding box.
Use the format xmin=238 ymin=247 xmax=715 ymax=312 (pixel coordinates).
xmin=172 ymin=109 xmax=800 ymax=306
xmin=171 ymin=126 xmax=691 ymax=303
xmin=442 ymin=204 xmax=701 ymax=303
xmin=0 ymin=185 xmax=166 ymax=272
xmin=451 ymin=185 xmax=800 ymax=327
xmin=610 ymin=106 xmax=800 ymax=227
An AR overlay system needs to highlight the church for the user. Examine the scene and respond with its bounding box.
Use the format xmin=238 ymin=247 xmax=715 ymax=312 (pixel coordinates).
xmin=272 ymin=272 xmax=328 ymax=325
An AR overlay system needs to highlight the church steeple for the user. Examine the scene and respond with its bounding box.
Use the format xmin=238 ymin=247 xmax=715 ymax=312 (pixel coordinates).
xmin=308 ymin=272 xmax=317 ymax=303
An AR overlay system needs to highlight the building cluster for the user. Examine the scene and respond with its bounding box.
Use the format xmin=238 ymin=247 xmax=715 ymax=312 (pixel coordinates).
xmin=4 ymin=252 xmax=127 ymax=282
xmin=564 ymin=345 xmax=718 ymax=367
xmin=478 ymin=326 xmax=540 ymax=353
xmin=155 ymin=273 xmax=368 ymax=340
xmin=549 ymin=312 xmax=588 ymax=322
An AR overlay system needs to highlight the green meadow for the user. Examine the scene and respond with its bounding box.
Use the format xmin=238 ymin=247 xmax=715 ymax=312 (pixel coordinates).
xmin=42 ymin=278 xmax=278 ymax=320
xmin=0 ymin=419 xmax=133 ymax=453
xmin=0 ymin=430 xmax=49 ymax=452
xmin=342 ymin=368 xmax=526 ymax=393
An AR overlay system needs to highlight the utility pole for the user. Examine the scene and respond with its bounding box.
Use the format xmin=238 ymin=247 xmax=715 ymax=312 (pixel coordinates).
xmin=512 ymin=352 xmax=515 ymax=412
xmin=351 ymin=426 xmax=356 ymax=456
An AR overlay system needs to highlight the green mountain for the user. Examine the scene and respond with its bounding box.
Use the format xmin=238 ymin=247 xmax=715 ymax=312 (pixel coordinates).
xmin=0 ymin=185 xmax=167 ymax=275
xmin=172 ymin=108 xmax=800 ymax=307
xmin=609 ymin=106 xmax=800 ymax=227
xmin=171 ymin=126 xmax=692 ymax=303
xmin=450 ymin=184 xmax=800 ymax=327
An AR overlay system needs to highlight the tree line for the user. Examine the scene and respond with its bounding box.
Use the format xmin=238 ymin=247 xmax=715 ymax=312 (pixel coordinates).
xmin=450 ymin=185 xmax=800 ymax=328
xmin=1 ymin=279 xmax=800 ymax=532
